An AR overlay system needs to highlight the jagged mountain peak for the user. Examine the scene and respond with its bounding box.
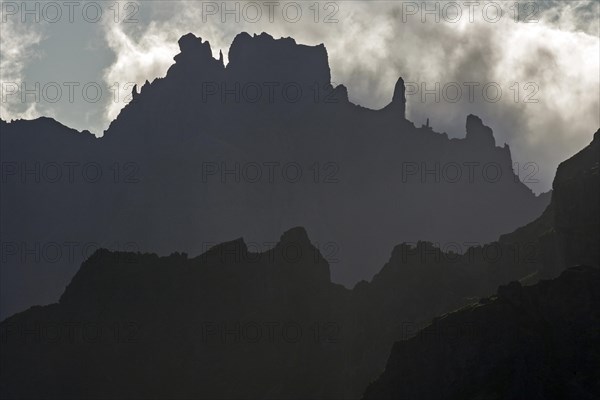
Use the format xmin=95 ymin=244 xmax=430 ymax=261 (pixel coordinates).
xmin=392 ymin=76 xmax=406 ymax=104
xmin=279 ymin=226 xmax=311 ymax=245
xmin=226 ymin=31 xmax=330 ymax=83
xmin=465 ymin=113 xmax=496 ymax=147
xmin=171 ymin=32 xmax=221 ymax=72
xmin=385 ymin=76 xmax=407 ymax=119
xmin=54 ymin=226 xmax=331 ymax=308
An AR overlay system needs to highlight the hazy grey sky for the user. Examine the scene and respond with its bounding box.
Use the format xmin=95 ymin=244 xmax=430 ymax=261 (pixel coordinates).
xmin=1 ymin=0 xmax=598 ymax=193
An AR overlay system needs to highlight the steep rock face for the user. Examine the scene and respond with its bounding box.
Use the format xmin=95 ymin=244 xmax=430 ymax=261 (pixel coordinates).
xmin=1 ymin=32 xmax=549 ymax=320
xmin=465 ymin=114 xmax=495 ymax=148
xmin=498 ymin=130 xmax=599 ymax=279
xmin=362 ymin=266 xmax=600 ymax=400
xmin=552 ymin=129 xmax=600 ymax=270
xmin=363 ymin=132 xmax=600 ymax=400
xmin=385 ymin=76 xmax=407 ymax=119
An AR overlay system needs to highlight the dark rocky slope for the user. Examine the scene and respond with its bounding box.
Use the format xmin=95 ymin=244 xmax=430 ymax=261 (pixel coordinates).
xmin=499 ymin=128 xmax=599 ymax=279
xmin=362 ymin=265 xmax=600 ymax=400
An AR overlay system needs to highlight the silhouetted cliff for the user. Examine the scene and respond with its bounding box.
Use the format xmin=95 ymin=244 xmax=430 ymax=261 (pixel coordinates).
xmin=498 ymin=129 xmax=599 ymax=279
xmin=0 ymin=32 xmax=549 ymax=319
xmin=362 ymin=131 xmax=599 ymax=400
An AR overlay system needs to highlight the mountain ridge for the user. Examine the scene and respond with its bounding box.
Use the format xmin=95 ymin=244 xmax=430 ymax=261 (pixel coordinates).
xmin=1 ymin=31 xmax=551 ymax=320
xmin=362 ymin=265 xmax=600 ymax=400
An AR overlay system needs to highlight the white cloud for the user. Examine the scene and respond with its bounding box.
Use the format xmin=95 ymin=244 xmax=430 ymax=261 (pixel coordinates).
xmin=101 ymin=18 xmax=180 ymax=124
xmin=0 ymin=18 xmax=43 ymax=120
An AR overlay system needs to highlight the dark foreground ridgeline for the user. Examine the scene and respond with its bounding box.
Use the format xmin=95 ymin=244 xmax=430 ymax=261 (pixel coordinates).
xmin=1 ymin=132 xmax=598 ymax=399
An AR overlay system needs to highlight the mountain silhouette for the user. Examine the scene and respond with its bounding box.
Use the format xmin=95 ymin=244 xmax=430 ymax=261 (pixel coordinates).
xmin=362 ymin=265 xmax=600 ymax=400
xmin=1 ymin=130 xmax=596 ymax=399
xmin=362 ymin=130 xmax=599 ymax=400
xmin=0 ymin=32 xmax=550 ymax=320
